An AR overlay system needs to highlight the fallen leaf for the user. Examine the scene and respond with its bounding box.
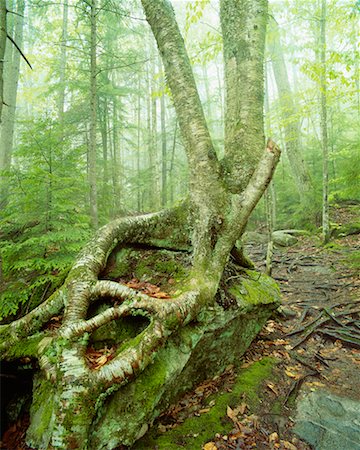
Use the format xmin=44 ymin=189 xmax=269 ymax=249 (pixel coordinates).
xmin=203 ymin=442 xmax=217 ymax=450
xmin=269 ymin=432 xmax=279 ymax=443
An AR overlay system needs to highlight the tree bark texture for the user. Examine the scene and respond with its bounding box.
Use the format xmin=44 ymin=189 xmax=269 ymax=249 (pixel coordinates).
xmin=220 ymin=0 xmax=268 ymax=193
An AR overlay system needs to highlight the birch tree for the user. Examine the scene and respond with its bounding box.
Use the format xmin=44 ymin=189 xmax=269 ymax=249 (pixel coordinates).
xmin=0 ymin=1 xmax=280 ymax=447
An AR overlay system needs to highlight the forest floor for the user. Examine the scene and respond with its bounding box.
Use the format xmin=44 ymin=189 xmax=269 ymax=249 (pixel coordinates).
xmin=1 ymin=207 xmax=359 ymax=450
xmin=132 ymin=205 xmax=360 ymax=450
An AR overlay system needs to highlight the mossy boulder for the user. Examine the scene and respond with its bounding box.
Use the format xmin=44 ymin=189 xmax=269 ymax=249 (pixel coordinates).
xmin=89 ymin=272 xmax=280 ymax=449
xmin=134 ymin=357 xmax=276 ymax=450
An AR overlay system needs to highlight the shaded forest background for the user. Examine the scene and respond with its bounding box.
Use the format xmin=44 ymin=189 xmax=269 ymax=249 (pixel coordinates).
xmin=0 ymin=0 xmax=359 ymax=321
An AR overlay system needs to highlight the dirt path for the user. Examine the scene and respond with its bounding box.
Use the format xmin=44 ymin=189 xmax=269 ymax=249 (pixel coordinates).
xmin=146 ymin=229 xmax=360 ymax=450
xmin=236 ymin=230 xmax=360 ymax=449
xmin=131 ymin=230 xmax=359 ymax=450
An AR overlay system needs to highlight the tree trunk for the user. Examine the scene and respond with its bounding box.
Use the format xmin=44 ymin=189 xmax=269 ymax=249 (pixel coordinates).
xmin=159 ymin=62 xmax=167 ymax=208
xmin=320 ymin=0 xmax=330 ymax=243
xmin=89 ymin=0 xmax=99 ymax=229
xmin=0 ymin=1 xmax=281 ymax=448
xmin=269 ymin=18 xmax=312 ymax=203
xmin=0 ymin=0 xmax=6 ymax=123
xmin=0 ymin=0 xmax=24 ymax=206
xmin=57 ymin=0 xmax=68 ymax=122
xmin=220 ymin=0 xmax=268 ymax=193
xmin=111 ymin=98 xmax=122 ymax=215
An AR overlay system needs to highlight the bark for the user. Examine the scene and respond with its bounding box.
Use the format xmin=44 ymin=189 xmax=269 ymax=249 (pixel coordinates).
xmin=159 ymin=63 xmax=167 ymax=208
xmin=269 ymin=18 xmax=312 ymax=203
xmin=89 ymin=0 xmax=99 ymax=229
xmin=57 ymin=0 xmax=68 ymax=121
xmin=111 ymin=98 xmax=122 ymax=214
xmin=0 ymin=0 xmax=24 ymax=206
xmin=136 ymin=75 xmax=142 ymax=212
xmin=320 ymin=0 xmax=330 ymax=243
xmin=220 ymin=0 xmax=268 ymax=193
xmin=0 ymin=1 xmax=6 ymax=123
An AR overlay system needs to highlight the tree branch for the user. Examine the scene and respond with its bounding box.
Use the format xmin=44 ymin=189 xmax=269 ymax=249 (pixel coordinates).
xmin=7 ymin=34 xmax=32 ymax=70
xmin=141 ymin=0 xmax=221 ymax=187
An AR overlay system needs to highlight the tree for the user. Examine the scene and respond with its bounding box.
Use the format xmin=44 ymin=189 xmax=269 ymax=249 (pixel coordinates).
xmin=88 ymin=0 xmax=99 ymax=229
xmin=0 ymin=1 xmax=6 ymax=124
xmin=269 ymin=17 xmax=313 ymax=204
xmin=319 ymin=0 xmax=330 ymax=243
xmin=0 ymin=0 xmax=25 ymax=207
xmin=0 ymin=0 xmax=280 ymax=447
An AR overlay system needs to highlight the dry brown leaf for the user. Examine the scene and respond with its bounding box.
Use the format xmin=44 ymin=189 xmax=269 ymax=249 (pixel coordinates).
xmin=235 ymin=402 xmax=247 ymax=415
xmin=226 ymin=405 xmax=237 ymax=422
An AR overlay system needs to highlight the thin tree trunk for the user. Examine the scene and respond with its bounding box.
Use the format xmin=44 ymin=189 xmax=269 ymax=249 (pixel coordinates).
xmin=0 ymin=0 xmax=25 ymax=206
xmin=58 ymin=0 xmax=68 ymax=122
xmin=89 ymin=0 xmax=99 ymax=229
xmin=151 ymin=54 xmax=160 ymax=209
xmin=111 ymin=98 xmax=121 ymax=214
xmin=0 ymin=0 xmax=6 ymax=123
xmin=136 ymin=76 xmax=142 ymax=212
xmin=320 ymin=0 xmax=330 ymax=243
xmin=169 ymin=119 xmax=177 ymax=204
xmin=99 ymin=97 xmax=110 ymax=218
xmin=159 ymin=63 xmax=167 ymax=208
xmin=270 ymin=19 xmax=312 ymax=203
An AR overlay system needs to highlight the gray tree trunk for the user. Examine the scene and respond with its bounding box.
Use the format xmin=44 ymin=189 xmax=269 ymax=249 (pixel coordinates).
xmin=89 ymin=0 xmax=99 ymax=229
xmin=0 ymin=1 xmax=6 ymax=123
xmin=220 ymin=0 xmax=268 ymax=193
xmin=269 ymin=18 xmax=312 ymax=203
xmin=159 ymin=64 xmax=167 ymax=208
xmin=320 ymin=0 xmax=330 ymax=243
xmin=0 ymin=0 xmax=25 ymax=206
xmin=111 ymin=98 xmax=122 ymax=215
xmin=57 ymin=0 xmax=68 ymax=122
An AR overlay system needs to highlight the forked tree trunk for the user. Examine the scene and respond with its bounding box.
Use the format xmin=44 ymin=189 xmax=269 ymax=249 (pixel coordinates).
xmin=0 ymin=1 xmax=281 ymax=448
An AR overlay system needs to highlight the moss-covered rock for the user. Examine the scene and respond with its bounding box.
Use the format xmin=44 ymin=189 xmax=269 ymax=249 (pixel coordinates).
xmin=89 ymin=273 xmax=280 ymax=449
xmin=133 ymin=357 xmax=276 ymax=450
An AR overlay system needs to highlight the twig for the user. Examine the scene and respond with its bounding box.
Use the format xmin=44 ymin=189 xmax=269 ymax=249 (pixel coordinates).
xmin=6 ymin=34 xmax=32 ymax=69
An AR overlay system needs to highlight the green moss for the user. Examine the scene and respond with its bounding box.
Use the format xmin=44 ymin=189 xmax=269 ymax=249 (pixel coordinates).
xmin=133 ymin=358 xmax=276 ymax=450
xmin=6 ymin=333 xmax=44 ymax=359
xmin=229 ymin=271 xmax=280 ymax=307
xmin=26 ymin=374 xmax=55 ymax=448
xmin=342 ymin=249 xmax=360 ymax=271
